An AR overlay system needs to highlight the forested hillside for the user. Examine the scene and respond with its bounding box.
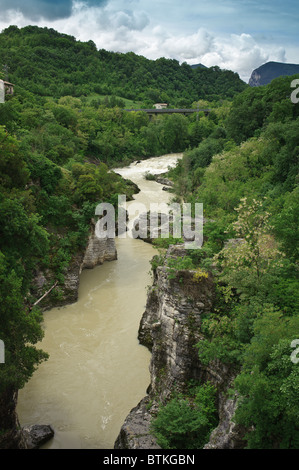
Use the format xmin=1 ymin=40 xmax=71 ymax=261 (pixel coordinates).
xmin=0 ymin=26 xmax=242 ymax=437
xmin=0 ymin=24 xmax=298 ymax=450
xmin=153 ymin=74 xmax=299 ymax=449
xmin=0 ymin=27 xmax=246 ymax=167
xmin=0 ymin=25 xmax=246 ymax=105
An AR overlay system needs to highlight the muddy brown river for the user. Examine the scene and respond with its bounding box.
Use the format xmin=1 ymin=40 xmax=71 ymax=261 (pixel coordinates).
xmin=17 ymin=153 xmax=182 ymax=449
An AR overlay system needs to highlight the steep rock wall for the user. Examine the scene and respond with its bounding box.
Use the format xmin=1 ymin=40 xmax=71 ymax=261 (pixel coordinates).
xmin=139 ymin=247 xmax=214 ymax=400
xmin=32 ymin=219 xmax=117 ymax=310
xmin=115 ymin=245 xmax=246 ymax=449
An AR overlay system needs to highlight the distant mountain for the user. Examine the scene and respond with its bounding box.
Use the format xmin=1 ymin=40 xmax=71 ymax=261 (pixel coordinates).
xmin=249 ymin=61 xmax=299 ymax=86
xmin=190 ymin=63 xmax=207 ymax=69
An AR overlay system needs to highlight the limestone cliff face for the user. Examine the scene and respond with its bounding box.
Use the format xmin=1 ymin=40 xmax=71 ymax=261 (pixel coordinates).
xmin=248 ymin=70 xmax=262 ymax=87
xmin=32 ymin=219 xmax=117 ymax=311
xmin=139 ymin=246 xmax=214 ymax=400
xmin=81 ymin=224 xmax=117 ymax=270
xmin=115 ymin=245 xmax=246 ymax=450
xmin=249 ymin=61 xmax=299 ymax=87
xmin=203 ymin=386 xmax=245 ymax=449
xmin=115 ymin=245 xmax=213 ymax=449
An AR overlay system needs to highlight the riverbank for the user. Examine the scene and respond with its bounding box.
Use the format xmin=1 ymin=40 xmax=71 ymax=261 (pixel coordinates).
xmin=16 ymin=153 xmax=182 ymax=449
xmin=115 ymin=245 xmax=246 ymax=450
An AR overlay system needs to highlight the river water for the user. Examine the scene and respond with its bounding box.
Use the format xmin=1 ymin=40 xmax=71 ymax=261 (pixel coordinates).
xmin=17 ymin=153 xmax=182 ymax=449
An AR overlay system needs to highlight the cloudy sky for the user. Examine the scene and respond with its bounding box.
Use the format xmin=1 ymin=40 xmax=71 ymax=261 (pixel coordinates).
xmin=0 ymin=0 xmax=298 ymax=82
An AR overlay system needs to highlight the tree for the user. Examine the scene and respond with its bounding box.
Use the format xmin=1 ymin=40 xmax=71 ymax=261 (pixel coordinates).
xmin=0 ymin=251 xmax=48 ymax=448
xmin=160 ymin=114 xmax=189 ymax=153
xmin=0 ymin=252 xmax=48 ymax=395
xmin=150 ymin=383 xmax=218 ymax=449
xmin=272 ymin=188 xmax=299 ymax=263
xmin=214 ymin=197 xmax=282 ymax=299
xmin=234 ymin=309 xmax=299 ymax=448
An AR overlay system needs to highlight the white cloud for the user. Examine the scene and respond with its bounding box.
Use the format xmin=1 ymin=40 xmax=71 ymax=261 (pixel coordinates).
xmin=113 ymin=10 xmax=149 ymax=31
xmin=201 ymin=33 xmax=287 ymax=81
xmin=129 ymin=29 xmax=287 ymax=82
xmin=163 ymin=30 xmax=214 ymax=60
xmin=114 ymin=27 xmax=285 ymax=82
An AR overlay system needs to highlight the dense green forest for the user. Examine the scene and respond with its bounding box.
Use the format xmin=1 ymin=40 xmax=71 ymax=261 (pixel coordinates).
xmin=0 ymin=25 xmax=246 ymax=105
xmin=0 ymin=26 xmax=248 ymax=168
xmin=0 ymin=26 xmax=234 ymax=413
xmin=152 ymin=74 xmax=299 ymax=449
xmin=0 ymin=25 xmax=298 ymax=449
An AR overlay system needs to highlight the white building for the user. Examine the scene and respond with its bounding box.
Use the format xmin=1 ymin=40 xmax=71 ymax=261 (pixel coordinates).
xmin=153 ymin=103 xmax=168 ymax=109
xmin=0 ymin=80 xmax=5 ymax=103
xmin=0 ymin=80 xmax=14 ymax=103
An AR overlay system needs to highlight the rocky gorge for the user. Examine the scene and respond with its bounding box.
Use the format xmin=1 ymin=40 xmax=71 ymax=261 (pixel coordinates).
xmin=115 ymin=244 xmax=246 ymax=450
xmin=31 ymin=220 xmax=118 ymax=312
xmin=12 ymin=153 xmax=181 ymax=450
xmin=2 ymin=154 xmax=246 ymax=450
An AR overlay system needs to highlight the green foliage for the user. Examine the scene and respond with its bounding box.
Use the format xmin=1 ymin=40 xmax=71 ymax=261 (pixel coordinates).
xmin=213 ymin=198 xmax=283 ymax=299
xmin=28 ymin=154 xmax=63 ymax=194
xmin=166 ymin=256 xmax=195 ymax=279
xmin=0 ymin=25 xmax=246 ymax=106
xmin=0 ymin=252 xmax=48 ymax=395
xmin=233 ymin=310 xmax=299 ymax=448
xmin=0 ymin=24 xmax=298 ymax=450
xmin=151 ymin=383 xmax=218 ymax=449
xmin=0 ymin=132 xmax=49 ymax=396
xmin=150 ymin=253 xmax=165 ymax=272
xmin=152 ymin=235 xmax=184 ymax=249
xmin=225 ymin=75 xmax=299 ymax=144
xmin=144 ymin=172 xmax=156 ymax=181
xmin=159 ymin=76 xmax=299 ymax=449
xmin=0 ymin=126 xmax=29 ymax=189
xmin=0 ymin=25 xmax=246 ymax=167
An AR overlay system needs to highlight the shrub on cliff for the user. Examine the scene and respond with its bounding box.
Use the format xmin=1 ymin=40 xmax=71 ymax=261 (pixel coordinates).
xmin=150 ymin=382 xmax=218 ymax=449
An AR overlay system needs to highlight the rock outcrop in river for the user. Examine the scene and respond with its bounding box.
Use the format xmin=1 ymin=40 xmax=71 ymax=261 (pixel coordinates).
xmin=115 ymin=245 xmax=246 ymax=449
xmin=0 ymin=390 xmax=56 ymax=449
